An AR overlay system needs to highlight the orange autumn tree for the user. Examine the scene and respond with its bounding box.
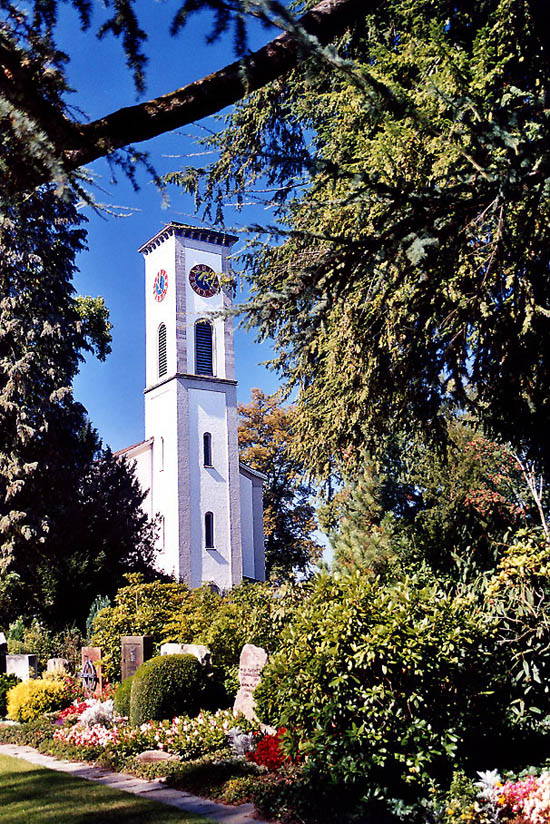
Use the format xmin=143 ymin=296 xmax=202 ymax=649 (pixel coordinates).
xmin=238 ymin=389 xmax=322 ymax=580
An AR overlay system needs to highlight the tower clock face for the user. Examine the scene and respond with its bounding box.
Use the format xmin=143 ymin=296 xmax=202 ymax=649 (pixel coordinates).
xmin=189 ymin=263 xmax=219 ymax=298
xmin=153 ymin=269 xmax=168 ymax=302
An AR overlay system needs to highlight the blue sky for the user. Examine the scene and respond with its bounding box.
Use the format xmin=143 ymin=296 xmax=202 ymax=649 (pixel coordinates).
xmin=58 ymin=3 xmax=283 ymax=451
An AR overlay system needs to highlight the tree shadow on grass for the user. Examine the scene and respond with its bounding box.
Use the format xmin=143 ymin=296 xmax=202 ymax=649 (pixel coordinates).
xmin=0 ymin=757 xmax=207 ymax=824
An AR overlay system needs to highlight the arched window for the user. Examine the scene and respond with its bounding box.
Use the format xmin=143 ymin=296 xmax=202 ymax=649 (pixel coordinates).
xmin=205 ymin=512 xmax=214 ymax=549
xmin=195 ymin=321 xmax=213 ymax=376
xmin=158 ymin=323 xmax=167 ymax=377
xmin=203 ymin=432 xmax=212 ymax=466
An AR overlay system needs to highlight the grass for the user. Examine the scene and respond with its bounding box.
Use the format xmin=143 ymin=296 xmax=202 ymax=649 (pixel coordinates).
xmin=0 ymin=754 xmax=212 ymax=823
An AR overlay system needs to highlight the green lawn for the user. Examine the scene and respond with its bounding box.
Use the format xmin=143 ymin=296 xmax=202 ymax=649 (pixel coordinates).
xmin=0 ymin=754 xmax=212 ymax=823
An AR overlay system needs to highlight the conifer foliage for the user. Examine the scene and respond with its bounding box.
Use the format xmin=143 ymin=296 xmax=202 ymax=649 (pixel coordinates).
xmin=178 ymin=0 xmax=550 ymax=475
xmin=0 ymin=185 xmax=156 ymax=629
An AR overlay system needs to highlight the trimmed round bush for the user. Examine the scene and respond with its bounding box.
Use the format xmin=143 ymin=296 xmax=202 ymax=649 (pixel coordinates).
xmin=114 ymin=676 xmax=133 ymax=718
xmin=129 ymin=654 xmax=206 ymax=725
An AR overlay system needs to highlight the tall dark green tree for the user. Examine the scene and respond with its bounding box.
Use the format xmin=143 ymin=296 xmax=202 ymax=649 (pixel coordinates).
xmin=0 ymin=184 xmax=158 ymax=630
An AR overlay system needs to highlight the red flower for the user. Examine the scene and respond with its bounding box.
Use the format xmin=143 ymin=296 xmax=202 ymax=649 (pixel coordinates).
xmin=247 ymin=727 xmax=290 ymax=771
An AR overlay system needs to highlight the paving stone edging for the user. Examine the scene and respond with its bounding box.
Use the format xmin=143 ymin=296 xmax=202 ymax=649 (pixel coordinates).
xmin=0 ymin=743 xmax=268 ymax=824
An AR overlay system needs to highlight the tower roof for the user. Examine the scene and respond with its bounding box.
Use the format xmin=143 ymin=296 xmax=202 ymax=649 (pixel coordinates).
xmin=138 ymin=222 xmax=238 ymax=255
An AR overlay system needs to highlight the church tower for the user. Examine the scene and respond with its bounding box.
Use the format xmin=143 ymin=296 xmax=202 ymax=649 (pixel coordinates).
xmin=122 ymin=223 xmax=265 ymax=589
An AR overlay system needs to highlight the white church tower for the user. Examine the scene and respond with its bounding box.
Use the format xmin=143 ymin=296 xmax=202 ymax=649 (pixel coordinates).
xmin=118 ymin=223 xmax=266 ymax=589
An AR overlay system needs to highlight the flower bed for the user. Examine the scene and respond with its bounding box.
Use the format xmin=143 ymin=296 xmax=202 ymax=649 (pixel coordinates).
xmin=445 ymin=769 xmax=550 ymax=824
xmin=495 ymin=773 xmax=550 ymax=823
xmin=53 ymin=708 xmax=240 ymax=761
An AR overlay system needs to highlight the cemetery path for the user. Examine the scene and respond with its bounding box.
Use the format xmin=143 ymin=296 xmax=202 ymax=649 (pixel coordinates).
xmin=0 ymin=744 xmax=269 ymax=824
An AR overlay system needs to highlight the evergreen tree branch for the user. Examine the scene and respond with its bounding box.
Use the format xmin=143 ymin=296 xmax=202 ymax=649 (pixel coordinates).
xmin=60 ymin=0 xmax=366 ymax=174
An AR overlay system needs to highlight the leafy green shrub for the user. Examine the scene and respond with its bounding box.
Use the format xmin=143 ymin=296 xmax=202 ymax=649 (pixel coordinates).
xmin=221 ymin=775 xmax=262 ymax=805
xmin=129 ymin=654 xmax=207 ymax=725
xmin=0 ymin=674 xmax=19 ymax=717
xmin=249 ymin=766 xmax=359 ymax=824
xmin=90 ymin=576 xmax=192 ymax=680
xmin=114 ymin=676 xmax=133 ymax=717
xmin=254 ymin=571 xmax=512 ymax=821
xmin=91 ymin=574 xmax=303 ymax=686
xmin=7 ymin=675 xmax=73 ymax=721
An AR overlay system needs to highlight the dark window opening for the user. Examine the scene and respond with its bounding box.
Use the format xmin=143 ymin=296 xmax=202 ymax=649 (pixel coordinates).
xmin=205 ymin=511 xmax=214 ymax=549
xmin=203 ymin=432 xmax=212 ymax=466
xmin=158 ymin=323 xmax=167 ymax=377
xmin=195 ymin=321 xmax=213 ymax=376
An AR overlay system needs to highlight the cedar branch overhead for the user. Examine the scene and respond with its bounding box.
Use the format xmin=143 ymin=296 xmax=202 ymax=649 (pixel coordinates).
xmin=1 ymin=0 xmax=366 ymax=180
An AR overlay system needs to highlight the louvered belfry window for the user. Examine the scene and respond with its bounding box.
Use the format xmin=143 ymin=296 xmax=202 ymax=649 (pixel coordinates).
xmin=158 ymin=323 xmax=167 ymax=377
xmin=195 ymin=321 xmax=213 ymax=376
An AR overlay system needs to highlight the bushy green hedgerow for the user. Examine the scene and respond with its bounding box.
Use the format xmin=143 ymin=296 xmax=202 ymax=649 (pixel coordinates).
xmin=113 ymin=676 xmax=133 ymax=717
xmin=254 ymin=570 xmax=524 ymax=822
xmin=129 ymin=654 xmax=207 ymax=725
xmin=91 ymin=574 xmax=304 ymax=690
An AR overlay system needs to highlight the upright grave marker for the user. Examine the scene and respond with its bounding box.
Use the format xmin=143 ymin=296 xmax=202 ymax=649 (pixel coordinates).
xmin=79 ymin=647 xmax=102 ymax=697
xmin=47 ymin=658 xmax=69 ymax=674
xmin=6 ymin=654 xmax=38 ymax=681
xmin=121 ymin=636 xmax=153 ymax=681
xmin=233 ymin=644 xmax=268 ymax=721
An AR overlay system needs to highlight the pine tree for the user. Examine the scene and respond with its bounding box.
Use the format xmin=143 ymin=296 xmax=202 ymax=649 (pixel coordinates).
xmin=332 ymin=464 xmax=394 ymax=576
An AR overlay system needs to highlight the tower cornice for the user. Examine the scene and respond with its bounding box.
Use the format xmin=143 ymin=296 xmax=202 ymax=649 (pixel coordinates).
xmin=144 ymin=372 xmax=238 ymax=395
xmin=138 ymin=222 xmax=238 ymax=255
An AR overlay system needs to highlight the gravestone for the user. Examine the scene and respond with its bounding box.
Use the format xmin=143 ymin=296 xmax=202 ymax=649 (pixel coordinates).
xmin=160 ymin=642 xmax=211 ymax=668
xmin=0 ymin=632 xmax=6 ymax=675
xmin=79 ymin=647 xmax=102 ymax=696
xmin=121 ymin=636 xmax=153 ymax=681
xmin=6 ymin=654 xmax=38 ymax=682
xmin=47 ymin=658 xmax=69 ymax=674
xmin=233 ymin=644 xmax=268 ymax=721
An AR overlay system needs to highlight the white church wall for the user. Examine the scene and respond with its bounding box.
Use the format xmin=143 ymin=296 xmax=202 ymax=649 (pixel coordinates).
xmin=187 ymin=386 xmax=233 ymax=589
xmin=239 ymin=472 xmax=256 ymax=579
xmin=125 ymin=441 xmax=153 ymax=519
xmin=144 ymin=381 xmax=182 ymax=579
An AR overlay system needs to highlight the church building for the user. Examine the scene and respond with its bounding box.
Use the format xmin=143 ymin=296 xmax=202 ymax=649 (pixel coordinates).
xmin=116 ymin=223 xmax=266 ymax=590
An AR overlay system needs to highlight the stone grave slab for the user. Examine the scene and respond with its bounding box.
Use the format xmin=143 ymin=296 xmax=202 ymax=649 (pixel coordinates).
xmin=46 ymin=658 xmax=69 ymax=674
xmin=233 ymin=644 xmax=268 ymax=721
xmin=6 ymin=654 xmax=38 ymax=681
xmin=160 ymin=643 xmax=211 ymax=667
xmin=121 ymin=636 xmax=153 ymax=681
xmin=0 ymin=632 xmax=6 ymax=675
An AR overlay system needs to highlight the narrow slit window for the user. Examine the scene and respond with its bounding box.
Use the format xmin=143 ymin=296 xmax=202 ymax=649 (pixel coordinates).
xmin=158 ymin=323 xmax=167 ymax=377
xmin=203 ymin=432 xmax=212 ymax=466
xmin=205 ymin=511 xmax=214 ymax=549
xmin=195 ymin=321 xmax=213 ymax=376
xmin=160 ymin=436 xmax=165 ymax=471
